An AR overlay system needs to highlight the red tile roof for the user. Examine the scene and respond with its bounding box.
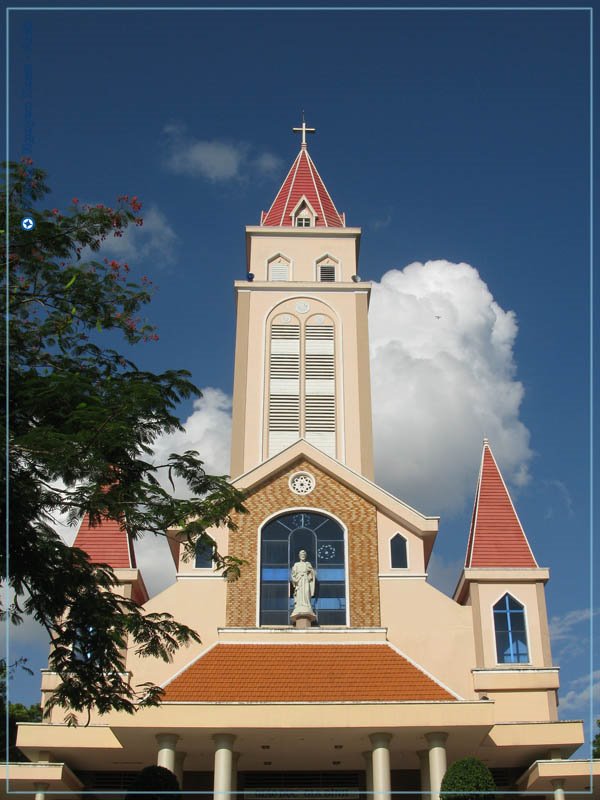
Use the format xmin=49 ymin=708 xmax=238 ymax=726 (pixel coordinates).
xmin=162 ymin=644 xmax=455 ymax=702
xmin=72 ymin=512 xmax=136 ymax=569
xmin=465 ymin=441 xmax=537 ymax=568
xmin=261 ymin=147 xmax=344 ymax=228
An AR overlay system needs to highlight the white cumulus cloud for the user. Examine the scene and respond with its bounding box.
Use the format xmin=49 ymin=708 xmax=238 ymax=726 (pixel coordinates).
xmin=369 ymin=260 xmax=532 ymax=515
xmin=135 ymin=389 xmax=234 ymax=595
xmin=559 ymin=670 xmax=600 ymax=713
xmin=163 ymin=123 xmax=283 ymax=182
xmin=101 ymin=205 xmax=178 ymax=267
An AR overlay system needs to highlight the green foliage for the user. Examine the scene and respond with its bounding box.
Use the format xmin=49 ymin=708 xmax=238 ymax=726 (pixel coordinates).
xmin=0 ymin=659 xmax=40 ymax=762
xmin=593 ymin=719 xmax=600 ymax=759
xmin=126 ymin=765 xmax=180 ymax=800
xmin=2 ymin=159 xmax=247 ymax=723
xmin=440 ymin=757 xmax=496 ymax=800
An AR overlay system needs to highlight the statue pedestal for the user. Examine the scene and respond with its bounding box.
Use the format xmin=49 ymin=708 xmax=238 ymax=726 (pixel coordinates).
xmin=291 ymin=609 xmax=316 ymax=628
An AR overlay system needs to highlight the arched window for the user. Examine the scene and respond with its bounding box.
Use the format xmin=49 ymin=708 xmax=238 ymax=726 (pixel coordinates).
xmin=390 ymin=533 xmax=408 ymax=568
xmin=266 ymin=313 xmax=336 ymax=460
xmin=260 ymin=511 xmax=346 ymax=626
xmin=267 ymin=317 xmax=300 ymax=457
xmin=493 ymin=594 xmax=529 ymax=663
xmin=195 ymin=539 xmax=214 ymax=569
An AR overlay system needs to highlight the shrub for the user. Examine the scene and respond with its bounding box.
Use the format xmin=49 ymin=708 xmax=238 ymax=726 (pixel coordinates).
xmin=126 ymin=765 xmax=180 ymax=800
xmin=440 ymin=757 xmax=496 ymax=800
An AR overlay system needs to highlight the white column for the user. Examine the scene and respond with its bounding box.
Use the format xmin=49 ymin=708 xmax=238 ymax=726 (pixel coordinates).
xmin=425 ymin=732 xmax=448 ymax=800
xmin=417 ymin=750 xmax=430 ymax=796
xmin=231 ymin=752 xmax=240 ymax=798
xmin=362 ymin=750 xmax=374 ymax=795
xmin=552 ymin=779 xmax=566 ymax=800
xmin=213 ymin=733 xmax=236 ymax=799
xmin=156 ymin=733 xmax=179 ymax=774
xmin=34 ymin=782 xmax=49 ymax=800
xmin=369 ymin=733 xmax=392 ymax=800
xmin=174 ymin=751 xmax=187 ymax=790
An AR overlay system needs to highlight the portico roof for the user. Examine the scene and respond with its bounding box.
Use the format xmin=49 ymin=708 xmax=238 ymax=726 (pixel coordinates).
xmin=161 ymin=643 xmax=456 ymax=703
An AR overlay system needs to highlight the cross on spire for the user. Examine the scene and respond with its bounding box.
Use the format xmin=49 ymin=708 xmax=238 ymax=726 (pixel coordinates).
xmin=292 ymin=113 xmax=316 ymax=148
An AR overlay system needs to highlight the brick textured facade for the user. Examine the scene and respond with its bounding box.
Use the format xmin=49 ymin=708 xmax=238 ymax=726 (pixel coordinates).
xmin=226 ymin=458 xmax=380 ymax=627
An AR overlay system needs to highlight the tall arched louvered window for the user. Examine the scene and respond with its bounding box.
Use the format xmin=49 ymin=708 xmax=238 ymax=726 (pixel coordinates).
xmin=267 ymin=312 xmax=337 ymax=460
xmin=304 ymin=320 xmax=336 ymax=457
xmin=493 ymin=594 xmax=529 ymax=663
xmin=267 ymin=318 xmax=300 ymax=458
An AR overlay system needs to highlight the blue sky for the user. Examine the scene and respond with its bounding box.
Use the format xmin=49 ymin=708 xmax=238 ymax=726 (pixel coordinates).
xmin=6 ymin=5 xmax=595 ymax=751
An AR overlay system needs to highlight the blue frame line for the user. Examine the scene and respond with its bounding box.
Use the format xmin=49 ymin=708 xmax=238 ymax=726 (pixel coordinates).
xmin=3 ymin=5 xmax=596 ymax=10
xmin=3 ymin=5 xmax=594 ymax=797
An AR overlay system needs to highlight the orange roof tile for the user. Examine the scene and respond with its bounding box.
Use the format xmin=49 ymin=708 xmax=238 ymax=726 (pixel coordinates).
xmin=72 ymin=513 xmax=136 ymax=569
xmin=162 ymin=644 xmax=455 ymax=702
xmin=261 ymin=147 xmax=344 ymax=228
xmin=465 ymin=441 xmax=537 ymax=568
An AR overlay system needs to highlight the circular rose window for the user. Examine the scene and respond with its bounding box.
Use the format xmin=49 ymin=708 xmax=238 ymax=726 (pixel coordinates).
xmin=289 ymin=472 xmax=316 ymax=495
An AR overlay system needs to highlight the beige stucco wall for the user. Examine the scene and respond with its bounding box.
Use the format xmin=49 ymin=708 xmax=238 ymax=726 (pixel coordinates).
xmin=376 ymin=511 xmax=426 ymax=575
xmin=380 ymin=577 xmax=476 ymax=699
xmin=245 ymin=227 xmax=360 ymax=283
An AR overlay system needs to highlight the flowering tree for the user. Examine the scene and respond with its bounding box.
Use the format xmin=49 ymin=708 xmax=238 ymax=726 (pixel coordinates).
xmin=2 ymin=159 xmax=246 ymax=722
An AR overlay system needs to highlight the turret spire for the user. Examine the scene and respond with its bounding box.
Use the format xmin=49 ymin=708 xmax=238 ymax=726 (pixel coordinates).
xmin=261 ymin=121 xmax=345 ymax=227
xmin=464 ymin=440 xmax=537 ymax=568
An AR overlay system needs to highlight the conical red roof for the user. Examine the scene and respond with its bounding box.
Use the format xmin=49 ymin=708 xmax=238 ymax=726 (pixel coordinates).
xmin=72 ymin=512 xmax=136 ymax=570
xmin=261 ymin=146 xmax=344 ymax=227
xmin=464 ymin=441 xmax=537 ymax=568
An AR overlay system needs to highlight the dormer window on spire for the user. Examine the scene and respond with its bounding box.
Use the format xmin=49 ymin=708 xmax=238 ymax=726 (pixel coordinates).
xmin=291 ymin=196 xmax=316 ymax=228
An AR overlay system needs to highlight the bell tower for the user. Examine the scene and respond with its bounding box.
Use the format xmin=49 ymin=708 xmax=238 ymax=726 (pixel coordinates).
xmin=230 ymin=121 xmax=374 ymax=479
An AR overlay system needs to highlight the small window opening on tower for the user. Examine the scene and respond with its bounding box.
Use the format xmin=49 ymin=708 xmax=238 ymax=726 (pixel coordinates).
xmin=319 ymin=264 xmax=336 ymax=282
xmin=268 ymin=256 xmax=290 ymax=281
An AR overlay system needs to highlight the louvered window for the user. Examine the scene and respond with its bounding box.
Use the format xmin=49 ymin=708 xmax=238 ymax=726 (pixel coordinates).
xmin=269 ymin=262 xmax=289 ymax=281
xmin=318 ymin=263 xmax=336 ymax=282
xmin=268 ymin=323 xmax=300 ymax=458
xmin=304 ymin=324 xmax=335 ymax=457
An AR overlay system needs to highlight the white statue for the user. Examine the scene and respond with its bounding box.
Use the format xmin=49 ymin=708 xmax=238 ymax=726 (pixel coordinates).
xmin=290 ymin=549 xmax=316 ymax=622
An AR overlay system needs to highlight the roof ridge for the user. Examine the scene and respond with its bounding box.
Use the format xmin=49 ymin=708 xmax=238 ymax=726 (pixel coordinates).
xmin=279 ymin=149 xmax=303 ymax=226
xmin=308 ymin=150 xmax=344 ymax=226
xmin=465 ymin=445 xmax=486 ymax=568
xmin=261 ymin=150 xmax=301 ymax=226
xmin=305 ymin=149 xmax=327 ymax=226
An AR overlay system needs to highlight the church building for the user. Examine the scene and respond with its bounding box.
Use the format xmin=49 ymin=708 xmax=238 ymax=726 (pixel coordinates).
xmin=10 ymin=122 xmax=596 ymax=800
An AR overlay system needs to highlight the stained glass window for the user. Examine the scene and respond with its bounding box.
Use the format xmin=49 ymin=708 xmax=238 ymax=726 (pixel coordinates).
xmin=260 ymin=512 xmax=346 ymax=626
xmin=493 ymin=594 xmax=529 ymax=663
